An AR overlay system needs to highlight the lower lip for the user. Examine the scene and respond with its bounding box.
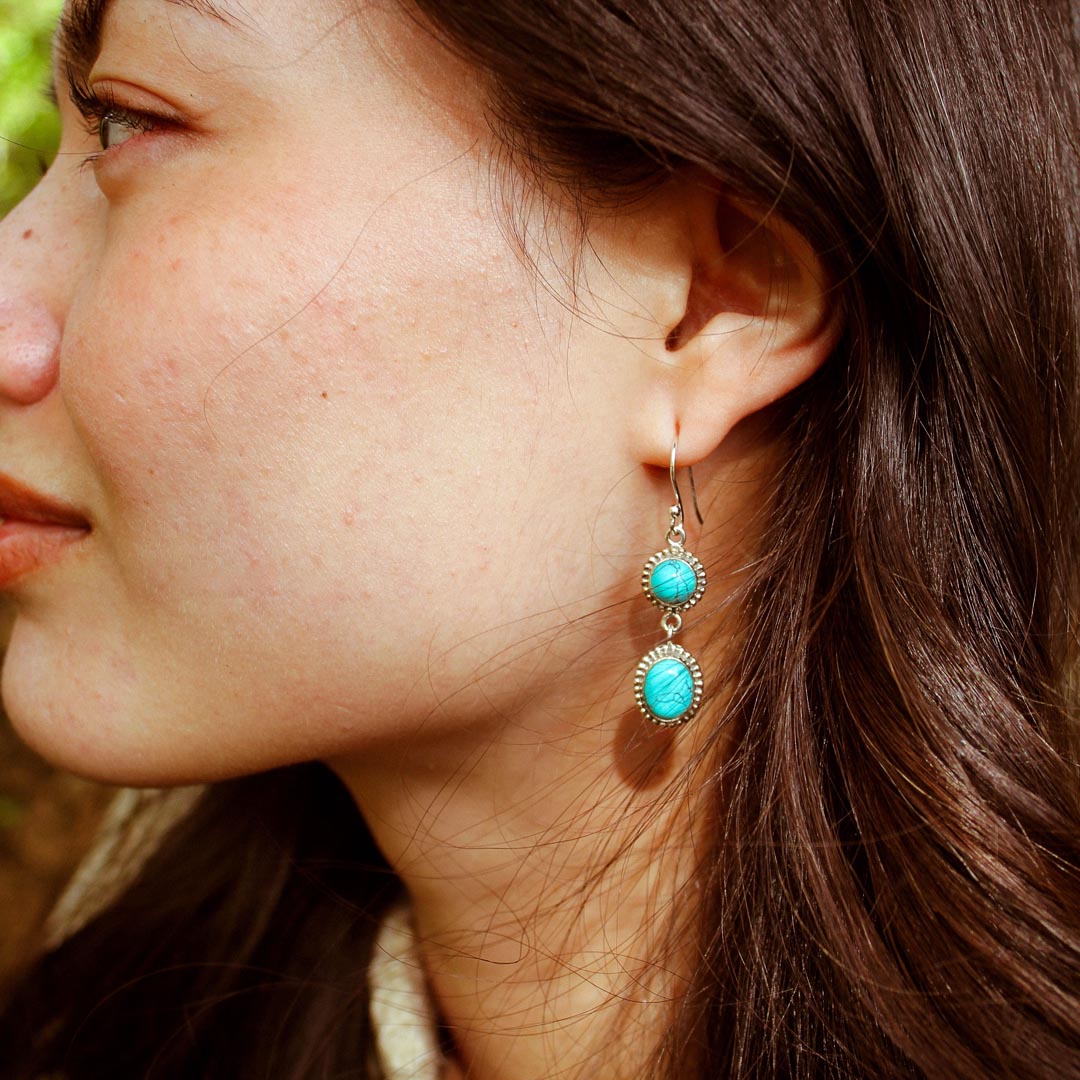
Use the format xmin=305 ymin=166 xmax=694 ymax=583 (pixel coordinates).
xmin=0 ymin=519 xmax=90 ymax=588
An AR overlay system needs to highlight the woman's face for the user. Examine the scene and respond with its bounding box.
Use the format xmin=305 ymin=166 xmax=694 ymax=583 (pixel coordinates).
xmin=0 ymin=0 xmax=666 ymax=784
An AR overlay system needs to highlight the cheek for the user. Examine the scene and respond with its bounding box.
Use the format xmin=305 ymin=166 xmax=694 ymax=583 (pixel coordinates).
xmin=59 ymin=216 xmax=326 ymax=609
xmin=64 ymin=193 xmax=380 ymax=479
xmin=47 ymin=162 xmax=573 ymax=772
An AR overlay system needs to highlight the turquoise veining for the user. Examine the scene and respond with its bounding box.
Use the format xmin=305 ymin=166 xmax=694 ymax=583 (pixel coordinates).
xmin=643 ymin=657 xmax=694 ymax=720
xmin=649 ymin=557 xmax=697 ymax=606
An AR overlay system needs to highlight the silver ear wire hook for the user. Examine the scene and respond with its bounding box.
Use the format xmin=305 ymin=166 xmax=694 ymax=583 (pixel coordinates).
xmin=670 ymin=435 xmax=704 ymax=528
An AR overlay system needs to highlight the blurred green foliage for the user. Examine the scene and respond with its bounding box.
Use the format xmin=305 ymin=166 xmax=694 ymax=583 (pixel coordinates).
xmin=1 ymin=0 xmax=65 ymax=217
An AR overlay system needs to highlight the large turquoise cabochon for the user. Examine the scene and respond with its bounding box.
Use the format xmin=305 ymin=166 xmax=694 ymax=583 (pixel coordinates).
xmin=649 ymin=558 xmax=697 ymax=605
xmin=643 ymin=657 xmax=695 ymax=720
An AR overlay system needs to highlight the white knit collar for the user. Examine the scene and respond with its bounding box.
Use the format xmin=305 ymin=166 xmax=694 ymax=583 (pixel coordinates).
xmin=370 ymin=899 xmax=445 ymax=1080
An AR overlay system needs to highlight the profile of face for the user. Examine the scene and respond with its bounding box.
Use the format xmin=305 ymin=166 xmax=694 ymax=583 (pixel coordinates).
xmin=0 ymin=0 xmax=836 ymax=792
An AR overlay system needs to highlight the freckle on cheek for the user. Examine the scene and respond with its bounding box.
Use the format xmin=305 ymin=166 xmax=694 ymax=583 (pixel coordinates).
xmin=21 ymin=229 xmax=33 ymax=240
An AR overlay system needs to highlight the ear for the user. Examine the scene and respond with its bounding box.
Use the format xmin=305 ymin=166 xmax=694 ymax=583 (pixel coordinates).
xmin=619 ymin=168 xmax=843 ymax=468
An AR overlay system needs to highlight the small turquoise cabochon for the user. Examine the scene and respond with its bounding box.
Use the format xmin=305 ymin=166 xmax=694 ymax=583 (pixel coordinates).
xmin=642 ymin=657 xmax=695 ymax=721
xmin=648 ymin=558 xmax=698 ymax=606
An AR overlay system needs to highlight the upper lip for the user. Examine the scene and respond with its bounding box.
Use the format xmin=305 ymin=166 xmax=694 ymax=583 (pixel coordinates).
xmin=0 ymin=471 xmax=90 ymax=528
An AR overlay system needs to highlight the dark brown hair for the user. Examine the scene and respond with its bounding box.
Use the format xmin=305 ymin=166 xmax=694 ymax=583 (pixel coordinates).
xmin=3 ymin=1 xmax=1079 ymax=1076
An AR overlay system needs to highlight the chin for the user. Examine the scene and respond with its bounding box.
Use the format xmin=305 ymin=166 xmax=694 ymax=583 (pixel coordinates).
xmin=2 ymin=625 xmax=175 ymax=787
xmin=3 ymin=701 xmax=222 ymax=789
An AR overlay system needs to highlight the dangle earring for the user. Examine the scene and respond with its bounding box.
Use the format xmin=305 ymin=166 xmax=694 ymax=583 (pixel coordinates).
xmin=634 ymin=434 xmax=706 ymax=726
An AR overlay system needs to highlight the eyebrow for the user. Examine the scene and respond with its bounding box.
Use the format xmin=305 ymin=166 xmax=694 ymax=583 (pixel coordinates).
xmin=47 ymin=0 xmax=244 ymax=106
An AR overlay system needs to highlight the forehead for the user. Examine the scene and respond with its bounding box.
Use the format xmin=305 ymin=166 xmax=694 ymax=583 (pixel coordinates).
xmin=50 ymin=0 xmax=491 ymax=160
xmin=54 ymin=0 xmax=253 ymax=79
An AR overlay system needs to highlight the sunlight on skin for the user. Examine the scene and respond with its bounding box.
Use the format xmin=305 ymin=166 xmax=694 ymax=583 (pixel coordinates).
xmin=0 ymin=0 xmax=838 ymax=1074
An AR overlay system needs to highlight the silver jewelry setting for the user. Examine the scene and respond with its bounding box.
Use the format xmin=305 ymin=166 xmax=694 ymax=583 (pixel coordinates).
xmin=640 ymin=546 xmax=707 ymax=611
xmin=633 ymin=641 xmax=704 ymax=726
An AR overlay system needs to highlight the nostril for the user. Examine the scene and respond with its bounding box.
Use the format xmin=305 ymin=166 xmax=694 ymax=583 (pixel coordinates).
xmin=0 ymin=297 xmax=62 ymax=405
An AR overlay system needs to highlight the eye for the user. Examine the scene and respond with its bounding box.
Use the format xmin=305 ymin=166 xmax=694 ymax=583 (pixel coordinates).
xmin=64 ymin=67 xmax=173 ymax=170
xmin=97 ymin=107 xmax=158 ymax=151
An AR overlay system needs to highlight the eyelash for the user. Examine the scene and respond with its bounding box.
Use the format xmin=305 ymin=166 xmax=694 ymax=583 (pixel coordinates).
xmin=65 ymin=69 xmax=167 ymax=171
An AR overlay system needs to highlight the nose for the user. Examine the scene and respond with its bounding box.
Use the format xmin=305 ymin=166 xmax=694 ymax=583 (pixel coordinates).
xmin=0 ymin=160 xmax=95 ymax=408
xmin=0 ymin=294 xmax=62 ymax=404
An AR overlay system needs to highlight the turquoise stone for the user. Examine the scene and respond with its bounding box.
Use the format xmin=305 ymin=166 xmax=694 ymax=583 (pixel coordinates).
xmin=649 ymin=558 xmax=697 ymax=606
xmin=643 ymin=657 xmax=694 ymax=720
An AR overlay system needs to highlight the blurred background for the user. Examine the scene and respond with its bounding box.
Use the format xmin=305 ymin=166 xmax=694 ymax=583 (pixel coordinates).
xmin=1 ymin=0 xmax=61 ymax=215
xmin=0 ymin=0 xmax=117 ymax=991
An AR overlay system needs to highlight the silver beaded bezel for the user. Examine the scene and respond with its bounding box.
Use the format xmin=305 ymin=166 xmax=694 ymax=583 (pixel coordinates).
xmin=633 ymin=642 xmax=704 ymax=727
xmin=641 ymin=547 xmax=707 ymax=612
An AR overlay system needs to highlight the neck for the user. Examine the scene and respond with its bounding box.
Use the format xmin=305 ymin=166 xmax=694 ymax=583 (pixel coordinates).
xmin=329 ymin=649 xmax=729 ymax=1080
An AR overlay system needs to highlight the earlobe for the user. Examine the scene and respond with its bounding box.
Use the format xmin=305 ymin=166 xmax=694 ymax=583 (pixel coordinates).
xmin=631 ymin=174 xmax=843 ymax=469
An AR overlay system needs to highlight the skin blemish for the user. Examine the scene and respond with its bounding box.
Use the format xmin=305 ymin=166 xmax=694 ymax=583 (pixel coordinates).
xmin=321 ymin=390 xmax=328 ymax=398
xmin=22 ymin=229 xmax=33 ymax=240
